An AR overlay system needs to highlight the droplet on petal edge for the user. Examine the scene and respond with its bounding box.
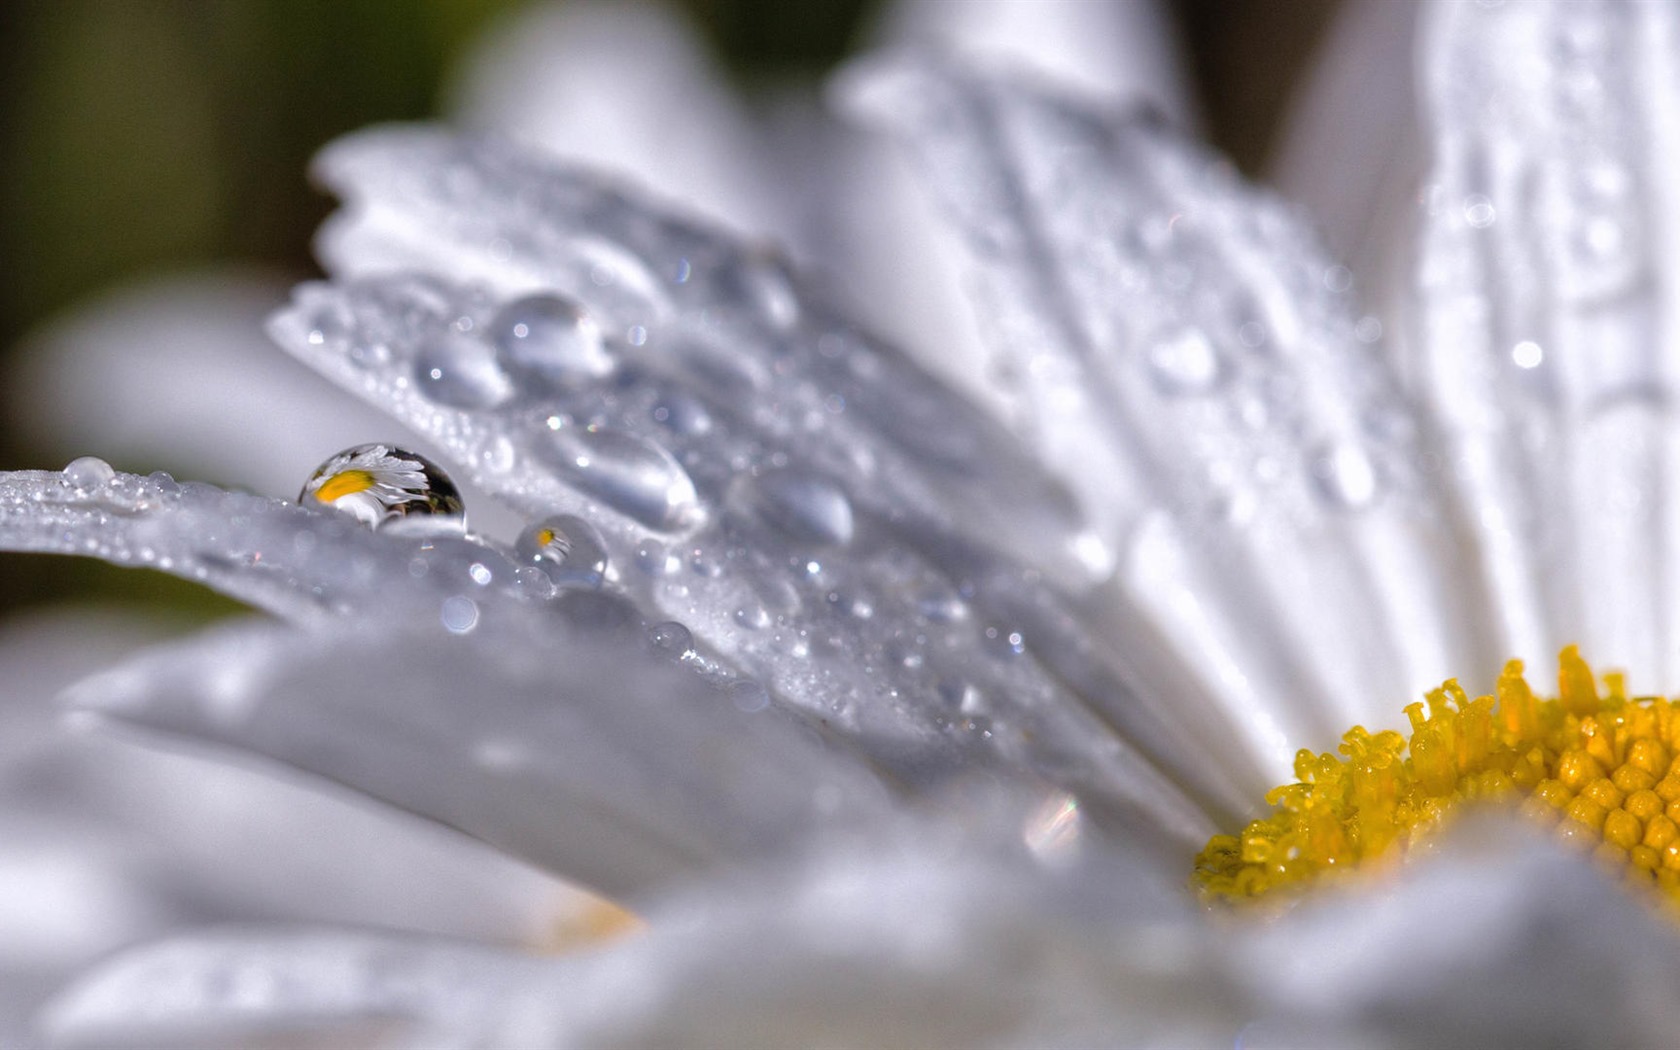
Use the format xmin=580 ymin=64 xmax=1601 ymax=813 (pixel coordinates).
xmin=516 ymin=513 xmax=609 ymax=590
xmin=1195 ymin=648 xmax=1680 ymax=913
xmin=299 ymin=443 xmax=467 ymax=537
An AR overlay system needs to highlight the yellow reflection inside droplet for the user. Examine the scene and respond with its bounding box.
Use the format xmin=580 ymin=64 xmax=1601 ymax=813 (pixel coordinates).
xmin=315 ymin=469 xmax=377 ymax=503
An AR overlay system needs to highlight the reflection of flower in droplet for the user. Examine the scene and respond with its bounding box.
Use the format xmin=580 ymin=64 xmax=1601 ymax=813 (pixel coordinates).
xmin=299 ymin=443 xmax=466 ymax=536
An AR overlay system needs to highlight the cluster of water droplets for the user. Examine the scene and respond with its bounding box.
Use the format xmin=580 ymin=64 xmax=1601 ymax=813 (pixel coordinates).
xmin=260 ymin=127 xmax=1230 ymax=838
xmin=841 ymin=52 xmax=1502 ymax=776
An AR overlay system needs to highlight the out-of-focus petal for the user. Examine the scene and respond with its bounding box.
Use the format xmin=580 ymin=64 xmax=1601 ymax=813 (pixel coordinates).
xmin=1241 ymin=818 xmax=1680 ymax=1045
xmin=39 ymin=927 xmax=534 ymax=1050
xmin=872 ymin=0 xmax=1190 ymax=113
xmin=474 ymin=824 xmax=1249 ymax=1050
xmin=1414 ymin=0 xmax=1680 ymax=690
xmin=1271 ymin=0 xmax=1425 ymax=358
xmin=447 ymin=2 xmax=784 ymax=243
xmin=0 ymin=609 xmax=567 ymax=1040
xmin=65 ymin=613 xmax=895 ymax=902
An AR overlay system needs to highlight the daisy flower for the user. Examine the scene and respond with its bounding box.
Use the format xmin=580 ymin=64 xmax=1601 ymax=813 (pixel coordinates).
xmin=7 ymin=0 xmax=1680 ymax=1045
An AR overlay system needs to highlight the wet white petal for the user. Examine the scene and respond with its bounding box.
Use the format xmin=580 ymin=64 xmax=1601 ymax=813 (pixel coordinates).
xmin=844 ymin=54 xmax=1493 ymax=779
xmin=1415 ymin=0 xmax=1680 ymax=690
xmin=273 ymin=136 xmax=1233 ymax=833
xmin=0 ymin=469 xmax=533 ymax=623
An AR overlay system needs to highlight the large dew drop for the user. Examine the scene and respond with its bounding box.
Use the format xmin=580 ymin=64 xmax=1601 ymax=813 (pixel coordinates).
xmin=750 ymin=469 xmax=855 ymax=546
xmin=515 ymin=513 xmax=609 ymax=590
xmin=541 ymin=420 xmax=702 ymax=533
xmin=413 ymin=330 xmax=515 ymax=409
xmin=299 ymin=444 xmax=467 ymax=536
xmin=490 ymin=293 xmax=613 ymax=388
xmin=63 ymin=456 xmax=116 ymax=490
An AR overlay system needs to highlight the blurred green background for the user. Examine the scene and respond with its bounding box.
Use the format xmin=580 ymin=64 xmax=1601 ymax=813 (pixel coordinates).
xmin=0 ymin=0 xmax=1338 ymax=617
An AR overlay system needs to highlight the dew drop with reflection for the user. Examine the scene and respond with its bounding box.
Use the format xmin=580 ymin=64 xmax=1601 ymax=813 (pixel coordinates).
xmin=299 ymin=444 xmax=466 ymax=536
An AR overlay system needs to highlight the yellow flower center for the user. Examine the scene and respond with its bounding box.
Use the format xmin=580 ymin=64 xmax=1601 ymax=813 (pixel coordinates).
xmin=1194 ymin=646 xmax=1680 ymax=909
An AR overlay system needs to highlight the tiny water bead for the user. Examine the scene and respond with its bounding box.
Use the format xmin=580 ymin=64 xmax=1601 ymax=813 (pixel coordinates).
xmin=299 ymin=444 xmax=466 ymax=536
xmin=515 ymin=514 xmax=609 ymax=590
xmin=1194 ymin=648 xmax=1680 ymax=913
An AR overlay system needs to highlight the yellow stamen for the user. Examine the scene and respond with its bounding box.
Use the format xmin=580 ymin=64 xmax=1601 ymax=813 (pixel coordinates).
xmin=314 ymin=469 xmax=377 ymax=503
xmin=1194 ymin=646 xmax=1680 ymax=910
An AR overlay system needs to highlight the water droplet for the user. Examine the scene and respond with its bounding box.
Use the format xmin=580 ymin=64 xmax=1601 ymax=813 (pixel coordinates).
xmin=648 ymin=620 xmax=694 ymax=659
xmin=917 ymin=590 xmax=969 ymax=623
xmin=1512 ymin=340 xmax=1544 ymax=369
xmin=541 ymin=423 xmax=702 ymax=532
xmin=688 ymin=547 xmax=724 ymax=578
xmin=63 ymin=456 xmax=115 ymax=490
xmin=513 ymin=565 xmax=555 ymax=599
xmin=300 ymin=444 xmax=466 ymax=536
xmin=467 ymin=562 xmax=493 ymax=586
xmin=413 ymin=331 xmax=515 ymax=409
xmin=1464 ymin=194 xmax=1496 ymax=229
xmin=1147 ymin=328 xmax=1222 ymax=395
xmin=490 ymin=294 xmax=612 ymax=388
xmin=726 ymin=254 xmax=800 ymax=330
xmin=480 ymin=436 xmax=517 ymax=474
xmin=635 ymin=538 xmax=675 ymax=575
xmin=729 ymin=679 xmax=770 ymax=713
xmin=752 ymin=470 xmax=854 ymax=546
xmin=651 ymin=392 xmax=713 ymax=435
xmin=515 ymin=514 xmax=608 ymax=589
xmin=1354 ymin=316 xmax=1383 ymax=343
xmin=1312 ymin=442 xmax=1379 ymax=509
xmin=733 ymin=604 xmax=770 ymax=629
xmin=441 ymin=595 xmax=479 ymax=634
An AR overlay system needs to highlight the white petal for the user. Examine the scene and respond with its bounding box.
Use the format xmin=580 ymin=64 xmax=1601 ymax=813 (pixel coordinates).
xmin=1241 ymin=818 xmax=1680 ymax=1044
xmin=277 ymin=134 xmax=1233 ymax=835
xmin=447 ymin=2 xmax=786 ymax=242
xmin=64 ymin=614 xmax=895 ymax=902
xmin=845 ymin=56 xmax=1494 ymax=777
xmin=0 ymin=469 xmax=534 ymax=624
xmin=872 ymin=0 xmax=1191 ymax=115
xmin=480 ymin=830 xmax=1248 ymax=1049
xmin=823 ymin=0 xmax=1192 ymax=414
xmin=1270 ymin=0 xmax=1426 ymax=355
xmin=1415 ymin=0 xmax=1680 ymax=688
xmin=39 ymin=927 xmax=536 ymax=1050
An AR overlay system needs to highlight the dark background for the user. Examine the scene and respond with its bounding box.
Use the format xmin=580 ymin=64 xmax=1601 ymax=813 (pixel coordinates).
xmin=0 ymin=0 xmax=1341 ymax=616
